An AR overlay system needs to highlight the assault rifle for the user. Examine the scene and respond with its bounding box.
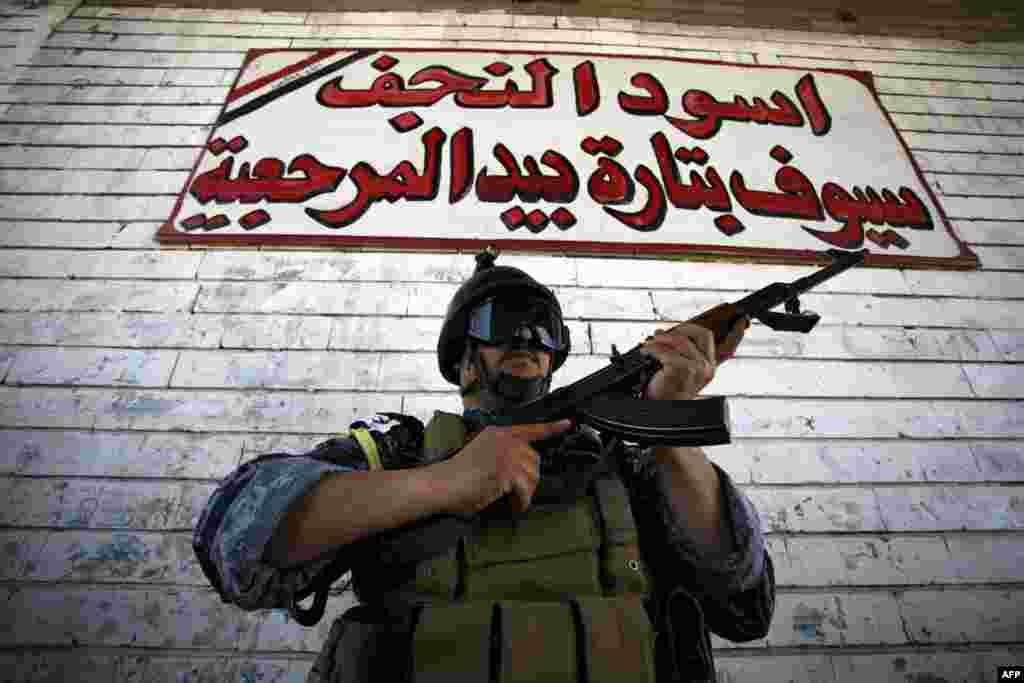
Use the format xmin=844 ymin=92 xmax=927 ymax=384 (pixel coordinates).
xmin=287 ymin=247 xmax=869 ymax=625
xmin=491 ymin=247 xmax=870 ymax=446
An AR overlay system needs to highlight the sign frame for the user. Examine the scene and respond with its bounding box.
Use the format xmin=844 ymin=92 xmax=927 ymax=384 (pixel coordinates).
xmin=158 ymin=47 xmax=979 ymax=271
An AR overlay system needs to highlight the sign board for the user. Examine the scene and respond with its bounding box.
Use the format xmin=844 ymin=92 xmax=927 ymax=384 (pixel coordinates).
xmin=159 ymin=48 xmax=978 ymax=269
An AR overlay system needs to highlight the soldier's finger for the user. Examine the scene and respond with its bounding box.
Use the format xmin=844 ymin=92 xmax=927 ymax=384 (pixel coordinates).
xmin=511 ymin=418 xmax=574 ymax=439
xmin=644 ymin=332 xmax=700 ymax=362
xmin=509 ymin=474 xmax=534 ymax=513
xmin=718 ymin=316 xmax=750 ymax=360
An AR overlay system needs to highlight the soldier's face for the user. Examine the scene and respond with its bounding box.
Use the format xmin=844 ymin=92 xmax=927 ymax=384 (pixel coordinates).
xmin=477 ymin=344 xmax=552 ymax=378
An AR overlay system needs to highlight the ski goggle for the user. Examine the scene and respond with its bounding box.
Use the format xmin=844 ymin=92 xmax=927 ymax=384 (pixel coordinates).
xmin=467 ymin=295 xmax=568 ymax=352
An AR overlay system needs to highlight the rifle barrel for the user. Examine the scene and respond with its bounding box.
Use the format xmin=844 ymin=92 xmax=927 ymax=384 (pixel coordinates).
xmin=790 ymin=249 xmax=869 ymax=295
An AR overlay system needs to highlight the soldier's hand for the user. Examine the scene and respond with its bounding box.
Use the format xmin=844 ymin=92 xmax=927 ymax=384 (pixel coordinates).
xmin=434 ymin=419 xmax=574 ymax=518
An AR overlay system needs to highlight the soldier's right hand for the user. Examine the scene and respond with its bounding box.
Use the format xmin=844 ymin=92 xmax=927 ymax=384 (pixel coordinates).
xmin=434 ymin=419 xmax=574 ymax=518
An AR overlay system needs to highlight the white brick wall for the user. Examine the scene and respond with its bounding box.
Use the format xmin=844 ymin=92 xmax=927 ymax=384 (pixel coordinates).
xmin=0 ymin=2 xmax=1022 ymax=681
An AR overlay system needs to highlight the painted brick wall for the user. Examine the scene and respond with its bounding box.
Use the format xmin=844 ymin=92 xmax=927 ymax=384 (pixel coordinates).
xmin=0 ymin=1 xmax=1022 ymax=681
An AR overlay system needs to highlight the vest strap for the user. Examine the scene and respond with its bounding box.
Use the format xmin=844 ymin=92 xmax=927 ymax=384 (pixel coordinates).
xmin=350 ymin=428 xmax=382 ymax=471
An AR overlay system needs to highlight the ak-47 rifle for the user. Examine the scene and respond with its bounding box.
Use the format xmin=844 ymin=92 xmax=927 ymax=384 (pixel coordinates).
xmin=288 ymin=247 xmax=869 ymax=625
xmin=491 ymin=247 xmax=870 ymax=446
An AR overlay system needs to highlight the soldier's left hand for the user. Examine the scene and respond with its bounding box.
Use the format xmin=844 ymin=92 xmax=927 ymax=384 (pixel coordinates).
xmin=639 ymin=314 xmax=750 ymax=401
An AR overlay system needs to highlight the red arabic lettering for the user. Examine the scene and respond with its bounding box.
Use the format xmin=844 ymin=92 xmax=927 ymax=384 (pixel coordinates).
xmin=658 ymin=73 xmax=833 ymax=140
xmin=305 ymin=126 xmax=445 ymax=229
xmin=587 ymin=157 xmax=635 ymax=205
xmin=728 ymin=146 xmax=824 ymax=220
xmin=449 ymin=127 xmax=474 ymax=204
xmin=618 ymin=72 xmax=668 ymax=116
xmin=456 ymin=58 xmax=558 ymax=109
xmin=190 ymin=153 xmax=346 ymax=204
xmin=603 ymin=164 xmax=666 ymax=232
xmin=668 ymin=89 xmax=804 ymax=139
xmin=317 ymin=59 xmax=557 ymax=110
xmin=475 ymin=143 xmax=579 ymax=204
xmin=649 ymin=132 xmax=731 ymax=212
xmin=803 ymin=183 xmax=932 ymax=249
xmin=573 ymin=60 xmax=600 ymax=116
xmin=794 ymin=73 xmax=831 ymax=136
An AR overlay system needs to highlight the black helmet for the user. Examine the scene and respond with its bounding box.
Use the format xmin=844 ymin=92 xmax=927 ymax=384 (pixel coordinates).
xmin=438 ymin=247 xmax=571 ymax=386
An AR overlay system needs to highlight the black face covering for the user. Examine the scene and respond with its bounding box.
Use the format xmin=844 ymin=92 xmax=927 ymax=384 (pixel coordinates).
xmin=460 ymin=339 xmax=553 ymax=415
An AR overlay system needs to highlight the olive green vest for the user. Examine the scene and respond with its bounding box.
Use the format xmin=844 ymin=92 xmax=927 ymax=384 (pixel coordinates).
xmin=316 ymin=411 xmax=661 ymax=682
xmin=357 ymin=411 xmax=649 ymax=603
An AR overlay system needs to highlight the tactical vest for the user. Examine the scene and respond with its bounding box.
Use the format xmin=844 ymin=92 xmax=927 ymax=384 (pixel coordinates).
xmin=309 ymin=411 xmax=709 ymax=683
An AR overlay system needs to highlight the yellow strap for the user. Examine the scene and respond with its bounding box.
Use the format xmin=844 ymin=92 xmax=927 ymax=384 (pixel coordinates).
xmin=350 ymin=428 xmax=382 ymax=471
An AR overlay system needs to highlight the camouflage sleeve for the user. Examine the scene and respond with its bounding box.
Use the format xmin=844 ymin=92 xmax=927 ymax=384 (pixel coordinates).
xmin=193 ymin=438 xmax=369 ymax=611
xmin=618 ymin=451 xmax=775 ymax=642
xmin=192 ymin=412 xmax=426 ymax=612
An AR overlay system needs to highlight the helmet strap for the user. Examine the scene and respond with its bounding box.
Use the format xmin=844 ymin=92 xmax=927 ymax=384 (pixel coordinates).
xmin=459 ymin=341 xmax=552 ymax=414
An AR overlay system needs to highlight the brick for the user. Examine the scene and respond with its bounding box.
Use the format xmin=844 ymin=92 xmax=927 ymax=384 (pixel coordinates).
xmin=11 ymin=66 xmax=231 ymax=86
xmin=726 ymin=397 xmax=1024 ymax=438
xmin=0 ymin=123 xmax=208 ymax=147
xmin=0 ymin=387 xmax=100 ymax=429
xmin=962 ymin=363 xmax=1024 ymax=399
xmin=880 ymin=94 xmax=1024 ymax=116
xmin=0 ymin=530 xmax=40 ymax=580
xmin=218 ymin=314 xmax=333 ymax=349
xmin=591 ymin=321 xmax=1002 ymax=362
xmin=749 ymin=487 xmax=884 ymax=533
xmin=0 ymin=221 xmax=123 ymax=247
xmin=832 ymin=650 xmax=1024 ymax=683
xmin=902 ymin=115 xmax=1024 ymax=136
xmin=0 ymin=194 xmax=175 ymax=221
xmin=170 ymin=350 xmax=385 ymax=390
xmin=0 ymin=586 xmax=260 ymax=649
xmin=728 ymin=592 xmax=904 ymax=648
xmin=93 ymin=388 xmax=402 ymax=432
xmin=0 ymin=429 xmax=242 ymax=478
xmin=575 ymin=258 xmax=909 ymax=293
xmin=0 ymin=280 xmax=200 ymax=313
xmin=709 ymin=358 xmax=977 ymax=398
xmin=971 ymin=441 xmax=1024 ymax=481
xmin=45 ymin=33 xmax=289 ymax=51
xmin=899 ymin=589 xmax=1024 ymax=643
xmin=654 ymin=290 xmax=1024 ymax=329
xmin=108 ymin=222 xmax=166 ymax=249
xmin=717 ymin=440 xmax=982 ymax=484
xmin=0 ymin=651 xmax=120 ymax=682
xmin=5 ymin=347 xmax=179 ymax=387
xmin=874 ymin=485 xmax=1024 ymax=531
xmin=972 ymin=246 xmax=1024 ymax=271
xmin=194 ymin=281 xmax=424 ymax=315
xmin=0 ymin=478 xmax=187 ymax=530
xmin=23 ymin=530 xmax=207 ymax=585
xmin=903 ymin=132 xmax=1024 ymax=155
xmin=945 ymin=534 xmax=1024 ymax=583
xmin=0 ymin=313 xmax=221 ymax=347
xmin=950 ymin=220 xmax=1024 ymax=245
xmin=2 ymin=168 xmax=191 ymax=193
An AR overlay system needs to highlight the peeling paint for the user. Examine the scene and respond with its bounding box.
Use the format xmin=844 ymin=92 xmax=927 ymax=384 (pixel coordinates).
xmin=67 ymin=534 xmax=150 ymax=578
xmin=791 ymin=603 xmax=825 ymax=641
xmin=15 ymin=441 xmax=42 ymax=472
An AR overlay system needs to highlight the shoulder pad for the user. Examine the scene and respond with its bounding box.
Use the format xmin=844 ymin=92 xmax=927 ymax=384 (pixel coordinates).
xmin=349 ymin=412 xmax=415 ymax=435
xmin=348 ymin=412 xmax=425 ymax=470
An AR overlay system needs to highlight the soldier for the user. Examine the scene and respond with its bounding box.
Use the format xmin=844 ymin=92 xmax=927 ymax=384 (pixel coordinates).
xmin=193 ymin=249 xmax=774 ymax=682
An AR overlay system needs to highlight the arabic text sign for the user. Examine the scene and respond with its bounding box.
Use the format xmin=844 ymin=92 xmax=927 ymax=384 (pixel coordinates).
xmin=159 ymin=48 xmax=977 ymax=269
